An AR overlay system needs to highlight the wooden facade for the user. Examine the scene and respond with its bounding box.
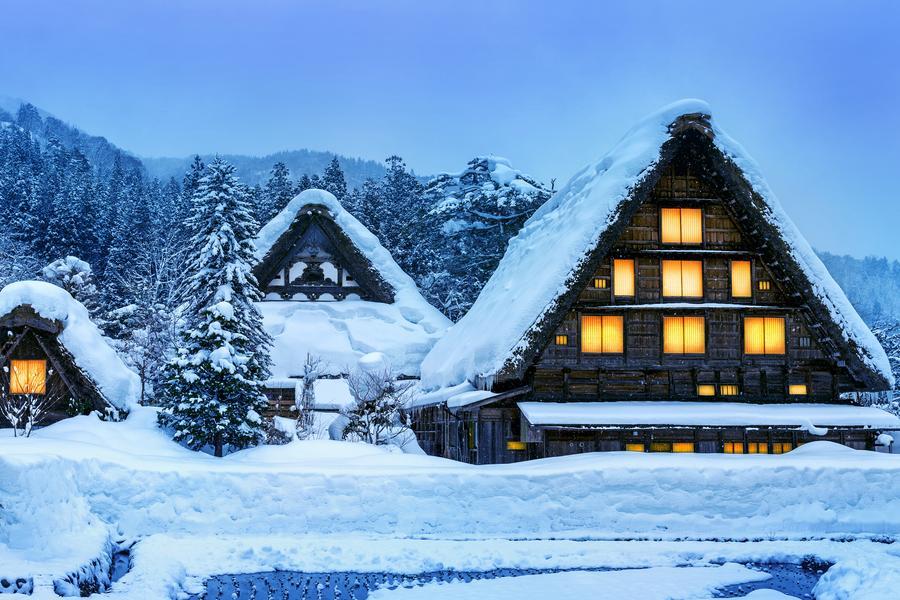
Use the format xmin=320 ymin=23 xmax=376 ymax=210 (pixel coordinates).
xmin=0 ymin=306 xmax=111 ymax=425
xmin=411 ymin=114 xmax=891 ymax=464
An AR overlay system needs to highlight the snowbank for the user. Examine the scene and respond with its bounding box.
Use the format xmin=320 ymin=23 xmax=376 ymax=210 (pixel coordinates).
xmin=0 ymin=281 xmax=140 ymax=412
xmin=420 ymin=99 xmax=893 ymax=390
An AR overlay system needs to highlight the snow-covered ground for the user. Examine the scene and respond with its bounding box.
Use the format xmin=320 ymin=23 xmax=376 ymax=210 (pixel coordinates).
xmin=4 ymin=408 xmax=900 ymax=598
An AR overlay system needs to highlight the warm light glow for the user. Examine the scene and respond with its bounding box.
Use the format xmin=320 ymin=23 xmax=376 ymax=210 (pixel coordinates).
xmin=789 ymin=384 xmax=808 ymax=395
xmin=731 ymin=260 xmax=752 ymax=298
xmin=720 ymin=384 xmax=739 ymax=396
xmin=613 ymin=259 xmax=635 ymax=297
xmin=625 ymin=443 xmax=645 ymax=452
xmin=661 ymin=207 xmax=703 ymax=244
xmin=772 ymin=442 xmax=793 ymax=454
xmin=650 ymin=441 xmax=672 ymax=452
xmin=664 ymin=316 xmax=705 ymax=354
xmin=506 ymin=440 xmax=527 ymax=451
xmin=744 ymin=317 xmax=785 ymax=355
xmin=724 ymin=441 xmax=744 ymax=454
xmin=697 ymin=384 xmax=716 ymax=396
xmin=555 ymin=334 xmax=569 ymax=346
xmin=9 ymin=359 xmax=46 ymax=395
xmin=758 ymin=280 xmax=771 ymax=291
xmin=747 ymin=442 xmax=768 ymax=454
xmin=592 ymin=277 xmax=608 ymax=289
xmin=581 ymin=315 xmax=624 ymax=353
xmin=662 ymin=260 xmax=703 ymax=297
xmin=673 ymin=442 xmax=695 ymax=453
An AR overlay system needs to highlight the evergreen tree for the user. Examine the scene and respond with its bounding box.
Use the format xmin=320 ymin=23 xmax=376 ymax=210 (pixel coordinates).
xmin=294 ymin=173 xmax=313 ymax=195
xmin=260 ymin=161 xmax=293 ymax=222
xmin=157 ymin=158 xmax=271 ymax=456
xmin=321 ymin=157 xmax=348 ymax=203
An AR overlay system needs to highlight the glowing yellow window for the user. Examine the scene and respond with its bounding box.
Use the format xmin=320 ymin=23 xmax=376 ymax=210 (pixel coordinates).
xmin=744 ymin=317 xmax=786 ymax=355
xmin=663 ymin=316 xmax=705 ymax=354
xmin=758 ymin=280 xmax=771 ymax=291
xmin=592 ymin=277 xmax=608 ymax=289
xmin=747 ymin=442 xmax=768 ymax=454
xmin=723 ymin=441 xmax=744 ymax=454
xmin=506 ymin=441 xmax=527 ymax=451
xmin=625 ymin=443 xmax=645 ymax=452
xmin=673 ymin=442 xmax=695 ymax=453
xmin=9 ymin=359 xmax=46 ymax=395
xmin=660 ymin=207 xmax=703 ymax=244
xmin=555 ymin=334 xmax=569 ymax=346
xmin=719 ymin=384 xmax=739 ymax=396
xmin=613 ymin=259 xmax=635 ymax=297
xmin=731 ymin=260 xmax=752 ymax=298
xmin=650 ymin=441 xmax=672 ymax=452
xmin=662 ymin=260 xmax=703 ymax=297
xmin=697 ymin=384 xmax=716 ymax=396
xmin=580 ymin=315 xmax=624 ymax=354
xmin=789 ymin=384 xmax=808 ymax=396
xmin=772 ymin=442 xmax=793 ymax=454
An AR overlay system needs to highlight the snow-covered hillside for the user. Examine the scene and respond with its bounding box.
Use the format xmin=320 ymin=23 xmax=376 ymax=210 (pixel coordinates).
xmin=4 ymin=408 xmax=900 ymax=598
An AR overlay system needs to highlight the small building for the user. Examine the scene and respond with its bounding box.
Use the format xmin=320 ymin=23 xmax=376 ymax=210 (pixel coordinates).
xmin=253 ymin=189 xmax=450 ymax=419
xmin=413 ymin=100 xmax=897 ymax=463
xmin=0 ymin=281 xmax=139 ymax=427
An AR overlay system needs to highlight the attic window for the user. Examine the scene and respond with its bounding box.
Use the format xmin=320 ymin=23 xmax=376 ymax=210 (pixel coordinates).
xmin=9 ymin=359 xmax=47 ymax=395
xmin=731 ymin=260 xmax=752 ymax=298
xmin=788 ymin=384 xmax=808 ymax=396
xmin=613 ymin=259 xmax=635 ymax=297
xmin=758 ymin=280 xmax=772 ymax=291
xmin=580 ymin=315 xmax=624 ymax=354
xmin=660 ymin=208 xmax=703 ymax=244
xmin=798 ymin=336 xmax=812 ymax=348
xmin=555 ymin=334 xmax=569 ymax=346
xmin=663 ymin=316 xmax=705 ymax=354
xmin=744 ymin=317 xmax=785 ymax=355
xmin=592 ymin=277 xmax=608 ymax=289
xmin=662 ymin=260 xmax=703 ymax=298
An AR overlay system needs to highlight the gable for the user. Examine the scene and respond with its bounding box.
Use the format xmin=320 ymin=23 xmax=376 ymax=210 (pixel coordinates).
xmin=255 ymin=210 xmax=394 ymax=302
xmin=421 ymin=100 xmax=892 ymax=392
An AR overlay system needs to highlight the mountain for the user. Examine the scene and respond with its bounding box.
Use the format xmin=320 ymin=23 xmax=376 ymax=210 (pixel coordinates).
xmin=143 ymin=150 xmax=387 ymax=189
xmin=0 ymin=96 xmax=144 ymax=176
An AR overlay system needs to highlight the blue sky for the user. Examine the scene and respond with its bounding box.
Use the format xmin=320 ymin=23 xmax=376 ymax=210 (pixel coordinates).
xmin=1 ymin=0 xmax=898 ymax=259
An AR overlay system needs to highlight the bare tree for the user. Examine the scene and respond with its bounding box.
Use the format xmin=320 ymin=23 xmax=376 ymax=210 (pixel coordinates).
xmin=341 ymin=366 xmax=413 ymax=445
xmin=0 ymin=364 xmax=58 ymax=437
xmin=295 ymin=354 xmax=324 ymax=439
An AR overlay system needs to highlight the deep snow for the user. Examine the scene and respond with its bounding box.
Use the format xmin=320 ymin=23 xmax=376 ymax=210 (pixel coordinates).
xmin=4 ymin=408 xmax=900 ymax=598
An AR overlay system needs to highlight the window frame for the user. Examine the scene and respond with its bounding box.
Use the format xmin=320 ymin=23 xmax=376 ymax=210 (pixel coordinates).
xmin=661 ymin=314 xmax=707 ymax=356
xmin=730 ymin=259 xmax=754 ymax=300
xmin=659 ymin=206 xmax=704 ymax=246
xmin=579 ymin=313 xmax=626 ymax=355
xmin=742 ymin=315 xmax=788 ymax=356
xmin=661 ymin=259 xmax=704 ymax=299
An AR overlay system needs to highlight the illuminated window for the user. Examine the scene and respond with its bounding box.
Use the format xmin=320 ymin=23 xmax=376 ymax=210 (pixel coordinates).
xmin=660 ymin=207 xmax=703 ymax=244
xmin=772 ymin=442 xmax=793 ymax=454
xmin=758 ymin=280 xmax=771 ymax=291
xmin=506 ymin=440 xmax=527 ymax=451
xmin=662 ymin=260 xmax=703 ymax=297
xmin=592 ymin=277 xmax=608 ymax=289
xmin=625 ymin=443 xmax=645 ymax=452
xmin=673 ymin=442 xmax=695 ymax=453
xmin=580 ymin=315 xmax=624 ymax=354
xmin=697 ymin=384 xmax=716 ymax=396
xmin=788 ymin=384 xmax=808 ymax=396
xmin=555 ymin=334 xmax=569 ymax=346
xmin=663 ymin=316 xmax=705 ymax=354
xmin=731 ymin=260 xmax=752 ymax=298
xmin=719 ymin=384 xmax=739 ymax=396
xmin=650 ymin=441 xmax=672 ymax=452
xmin=9 ymin=359 xmax=46 ymax=395
xmin=747 ymin=442 xmax=768 ymax=454
xmin=613 ymin=259 xmax=635 ymax=297
xmin=723 ymin=441 xmax=744 ymax=454
xmin=744 ymin=317 xmax=786 ymax=355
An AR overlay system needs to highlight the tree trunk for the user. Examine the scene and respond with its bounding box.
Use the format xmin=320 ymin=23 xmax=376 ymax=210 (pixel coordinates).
xmin=214 ymin=431 xmax=223 ymax=457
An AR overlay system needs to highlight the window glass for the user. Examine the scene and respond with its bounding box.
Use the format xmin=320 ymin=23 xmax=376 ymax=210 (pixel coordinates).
xmin=613 ymin=259 xmax=635 ymax=297
xmin=9 ymin=359 xmax=46 ymax=395
xmin=788 ymin=384 xmax=808 ymax=395
xmin=581 ymin=315 xmax=624 ymax=353
xmin=731 ymin=260 xmax=752 ymax=298
xmin=744 ymin=317 xmax=786 ymax=355
xmin=663 ymin=316 xmax=706 ymax=354
xmin=661 ymin=207 xmax=703 ymax=244
xmin=697 ymin=384 xmax=716 ymax=396
xmin=662 ymin=260 xmax=703 ymax=297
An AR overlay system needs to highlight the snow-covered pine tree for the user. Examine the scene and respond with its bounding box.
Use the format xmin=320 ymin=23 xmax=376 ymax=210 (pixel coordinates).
xmin=260 ymin=161 xmax=294 ymax=223
xmin=157 ymin=157 xmax=272 ymax=457
xmin=41 ymin=256 xmax=104 ymax=321
xmin=321 ymin=157 xmax=348 ymax=203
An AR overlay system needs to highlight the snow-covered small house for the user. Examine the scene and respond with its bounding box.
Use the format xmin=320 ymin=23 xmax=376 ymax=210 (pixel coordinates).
xmin=253 ymin=189 xmax=451 ymax=416
xmin=0 ymin=281 xmax=140 ymax=426
xmin=414 ymin=100 xmax=898 ymax=464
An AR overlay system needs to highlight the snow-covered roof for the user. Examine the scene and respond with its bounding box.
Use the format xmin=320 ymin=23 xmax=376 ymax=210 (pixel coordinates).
xmin=421 ymin=99 xmax=893 ymax=391
xmin=0 ymin=281 xmax=140 ymax=412
xmin=255 ymin=189 xmax=450 ymax=378
xmin=518 ymin=401 xmax=900 ymax=430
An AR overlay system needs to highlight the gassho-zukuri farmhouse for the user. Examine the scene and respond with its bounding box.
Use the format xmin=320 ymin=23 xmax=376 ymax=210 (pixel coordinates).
xmin=0 ymin=99 xmax=896 ymax=464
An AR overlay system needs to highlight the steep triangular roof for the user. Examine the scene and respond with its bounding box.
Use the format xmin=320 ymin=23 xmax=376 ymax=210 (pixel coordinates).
xmin=421 ymin=99 xmax=893 ymax=392
xmin=0 ymin=281 xmax=140 ymax=413
xmin=253 ymin=189 xmax=451 ymax=378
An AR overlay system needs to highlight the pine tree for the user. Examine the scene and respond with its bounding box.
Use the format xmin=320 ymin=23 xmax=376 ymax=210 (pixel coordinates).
xmin=157 ymin=158 xmax=271 ymax=457
xmin=260 ymin=161 xmax=293 ymax=222
xmin=321 ymin=157 xmax=348 ymax=203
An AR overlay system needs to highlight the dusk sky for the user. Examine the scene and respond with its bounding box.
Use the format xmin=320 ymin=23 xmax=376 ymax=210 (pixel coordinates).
xmin=2 ymin=0 xmax=898 ymax=259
